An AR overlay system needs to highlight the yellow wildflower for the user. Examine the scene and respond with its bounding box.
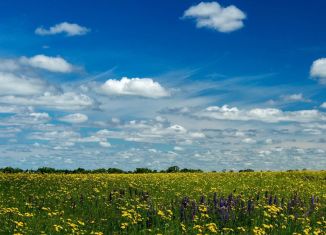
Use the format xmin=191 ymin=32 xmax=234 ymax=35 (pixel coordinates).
xmin=121 ymin=222 xmax=128 ymax=229
xmin=206 ymin=223 xmax=218 ymax=233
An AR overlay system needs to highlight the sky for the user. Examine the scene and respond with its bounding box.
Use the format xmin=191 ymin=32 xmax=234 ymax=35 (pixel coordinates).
xmin=0 ymin=0 xmax=325 ymax=171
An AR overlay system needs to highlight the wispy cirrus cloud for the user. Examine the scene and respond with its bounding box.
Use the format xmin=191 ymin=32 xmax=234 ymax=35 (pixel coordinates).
xmin=0 ymin=92 xmax=95 ymax=111
xmin=0 ymin=112 xmax=51 ymax=126
xmin=0 ymin=105 xmax=33 ymax=114
xmin=280 ymin=93 xmax=311 ymax=103
xmin=35 ymin=22 xmax=90 ymax=36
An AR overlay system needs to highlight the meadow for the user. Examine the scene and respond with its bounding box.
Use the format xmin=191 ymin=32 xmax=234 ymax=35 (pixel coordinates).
xmin=0 ymin=171 xmax=325 ymax=234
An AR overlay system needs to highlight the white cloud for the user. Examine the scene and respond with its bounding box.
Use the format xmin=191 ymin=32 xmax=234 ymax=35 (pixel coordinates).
xmin=29 ymin=129 xmax=111 ymax=149
xmin=265 ymin=138 xmax=274 ymax=144
xmin=2 ymin=112 xmax=51 ymax=126
xmin=321 ymin=102 xmax=326 ymax=108
xmin=0 ymin=72 xmax=46 ymax=95
xmin=58 ymin=113 xmax=88 ymax=124
xmin=197 ymin=105 xmax=326 ymax=123
xmin=0 ymin=92 xmax=95 ymax=111
xmin=92 ymin=118 xmax=205 ymax=145
xmin=168 ymin=124 xmax=187 ymax=133
xmin=0 ymin=105 xmax=32 ymax=114
xmin=101 ymin=77 xmax=170 ymax=98
xmin=0 ymin=59 xmax=20 ymax=71
xmin=77 ymin=136 xmax=103 ymax=143
xmin=189 ymin=132 xmax=206 ymax=138
xmin=30 ymin=112 xmax=51 ymax=121
xmin=173 ymin=146 xmax=184 ymax=151
xmin=20 ymin=55 xmax=73 ymax=73
xmin=29 ymin=131 xmax=80 ymax=141
xmin=301 ymin=123 xmax=326 ymax=130
xmin=310 ymin=58 xmax=326 ymax=84
xmin=242 ymin=138 xmax=256 ymax=144
xmin=0 ymin=127 xmax=21 ymax=138
xmin=99 ymin=141 xmax=111 ymax=148
xmin=281 ymin=93 xmax=310 ymax=103
xmin=183 ymin=1 xmax=246 ymax=33
xmin=35 ymin=22 xmax=90 ymax=36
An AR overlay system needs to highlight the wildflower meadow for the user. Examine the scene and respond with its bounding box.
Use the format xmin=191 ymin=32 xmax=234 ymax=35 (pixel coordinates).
xmin=0 ymin=171 xmax=325 ymax=234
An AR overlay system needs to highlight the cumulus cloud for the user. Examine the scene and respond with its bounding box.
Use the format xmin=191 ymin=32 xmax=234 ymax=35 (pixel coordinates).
xmin=196 ymin=105 xmax=326 ymax=123
xmin=1 ymin=55 xmax=75 ymax=73
xmin=100 ymin=77 xmax=170 ymax=98
xmin=35 ymin=22 xmax=90 ymax=36
xmin=58 ymin=113 xmax=88 ymax=124
xmin=20 ymin=55 xmax=74 ymax=73
xmin=0 ymin=92 xmax=95 ymax=111
xmin=321 ymin=102 xmax=326 ymax=109
xmin=0 ymin=72 xmax=46 ymax=95
xmin=310 ymin=58 xmax=326 ymax=84
xmin=183 ymin=1 xmax=246 ymax=33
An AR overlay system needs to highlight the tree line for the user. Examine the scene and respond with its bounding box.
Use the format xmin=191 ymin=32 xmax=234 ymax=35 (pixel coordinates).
xmin=0 ymin=166 xmax=206 ymax=174
xmin=0 ymin=166 xmax=312 ymax=174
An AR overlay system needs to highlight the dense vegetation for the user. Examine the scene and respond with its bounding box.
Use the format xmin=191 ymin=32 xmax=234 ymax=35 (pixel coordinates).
xmin=0 ymin=171 xmax=325 ymax=234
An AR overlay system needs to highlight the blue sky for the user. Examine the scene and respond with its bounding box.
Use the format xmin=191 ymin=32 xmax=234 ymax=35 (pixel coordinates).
xmin=0 ymin=0 xmax=325 ymax=170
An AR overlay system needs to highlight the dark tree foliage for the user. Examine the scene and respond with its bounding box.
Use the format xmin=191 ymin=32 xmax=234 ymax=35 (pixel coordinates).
xmin=134 ymin=168 xmax=153 ymax=173
xmin=165 ymin=166 xmax=180 ymax=173
xmin=36 ymin=167 xmax=56 ymax=174
xmin=73 ymin=168 xmax=87 ymax=173
xmin=107 ymin=168 xmax=125 ymax=173
xmin=0 ymin=167 xmax=24 ymax=173
xmin=180 ymin=168 xmax=203 ymax=173
xmin=239 ymin=169 xmax=255 ymax=173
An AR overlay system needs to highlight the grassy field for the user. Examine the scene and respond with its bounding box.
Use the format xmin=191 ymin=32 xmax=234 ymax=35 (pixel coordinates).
xmin=0 ymin=171 xmax=325 ymax=234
